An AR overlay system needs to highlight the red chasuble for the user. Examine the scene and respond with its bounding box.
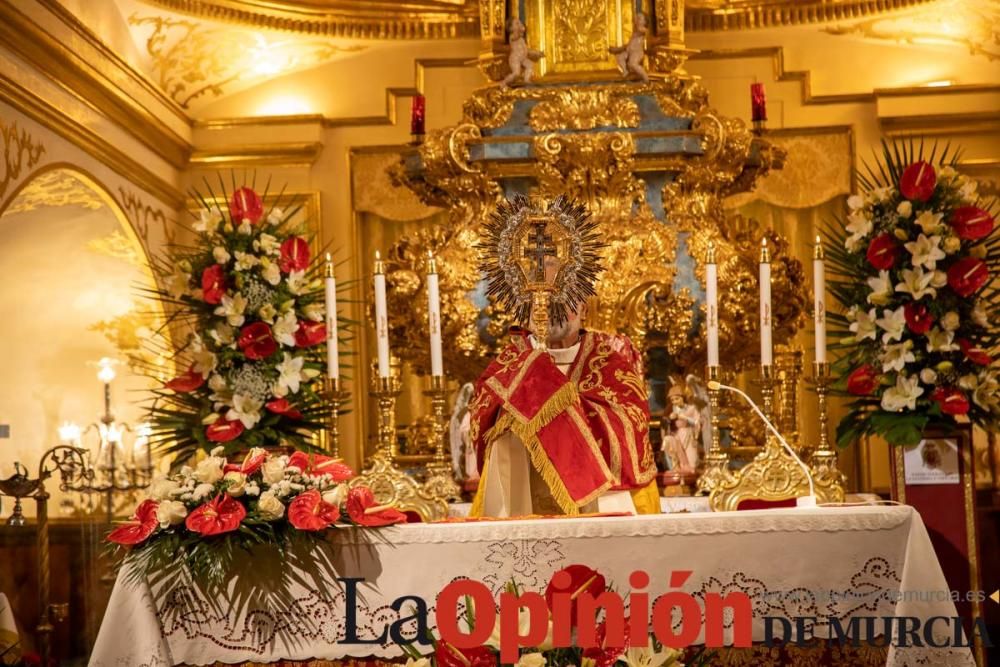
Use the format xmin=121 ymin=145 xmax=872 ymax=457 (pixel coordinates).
xmin=469 ymin=328 xmax=657 ymax=515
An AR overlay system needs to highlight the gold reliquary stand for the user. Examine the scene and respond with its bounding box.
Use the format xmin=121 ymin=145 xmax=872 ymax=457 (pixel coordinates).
xmin=706 ymin=361 xmax=845 ymax=511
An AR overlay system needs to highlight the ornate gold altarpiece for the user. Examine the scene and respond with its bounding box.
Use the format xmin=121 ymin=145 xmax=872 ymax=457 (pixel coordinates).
xmin=357 ymin=0 xmax=844 ymax=507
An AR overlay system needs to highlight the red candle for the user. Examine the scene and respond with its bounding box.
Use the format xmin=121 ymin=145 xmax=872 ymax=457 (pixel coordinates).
xmin=410 ymin=94 xmax=426 ymax=136
xmin=750 ymin=83 xmax=767 ymax=123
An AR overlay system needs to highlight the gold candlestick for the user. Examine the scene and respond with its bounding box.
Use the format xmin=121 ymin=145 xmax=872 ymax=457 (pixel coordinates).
xmin=422 ymin=375 xmax=461 ymax=502
xmin=349 ymin=365 xmax=448 ymax=521
xmin=810 ymin=361 xmax=845 ymax=487
xmin=323 ymin=377 xmax=347 ymax=457
xmin=757 ymin=364 xmax=776 ymax=423
xmin=696 ymin=365 xmax=734 ymax=495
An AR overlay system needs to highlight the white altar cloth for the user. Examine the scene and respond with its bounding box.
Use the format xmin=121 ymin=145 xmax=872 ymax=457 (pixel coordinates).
xmin=89 ymin=505 xmax=974 ymax=666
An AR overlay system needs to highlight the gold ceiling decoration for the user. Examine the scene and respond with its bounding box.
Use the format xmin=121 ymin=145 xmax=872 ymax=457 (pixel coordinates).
xmin=825 ymin=0 xmax=1000 ymax=61
xmin=0 ymin=119 xmax=45 ymax=206
xmin=137 ymin=0 xmax=479 ymax=39
xmin=686 ymin=0 xmax=936 ymax=32
xmin=3 ymin=169 xmax=104 ymax=217
xmin=129 ymin=13 xmax=367 ymax=108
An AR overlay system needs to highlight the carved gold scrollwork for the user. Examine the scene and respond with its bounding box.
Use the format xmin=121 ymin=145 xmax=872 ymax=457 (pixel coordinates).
xmin=118 ymin=187 xmax=171 ymax=246
xmin=529 ymin=89 xmax=641 ymax=132
xmin=0 ymin=119 xmax=45 ymax=203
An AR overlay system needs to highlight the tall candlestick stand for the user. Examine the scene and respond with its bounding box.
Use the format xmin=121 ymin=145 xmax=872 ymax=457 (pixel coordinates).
xmin=696 ymin=365 xmax=735 ymax=495
xmin=757 ymin=364 xmax=776 ymax=423
xmin=809 ymin=361 xmax=845 ymax=487
xmin=422 ymin=375 xmax=461 ymax=502
xmin=349 ymin=367 xmax=448 ymax=521
xmin=323 ymin=377 xmax=347 ymax=457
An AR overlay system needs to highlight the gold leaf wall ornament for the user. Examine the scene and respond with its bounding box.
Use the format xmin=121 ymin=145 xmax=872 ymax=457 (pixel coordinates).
xmin=2 ymin=169 xmax=103 ymax=216
xmin=86 ymin=229 xmax=142 ymax=266
xmin=118 ymin=187 xmax=171 ymax=247
xmin=528 ymin=89 xmax=641 ymax=132
xmin=129 ymin=14 xmax=367 ymax=109
xmin=0 ymin=119 xmax=45 ymax=204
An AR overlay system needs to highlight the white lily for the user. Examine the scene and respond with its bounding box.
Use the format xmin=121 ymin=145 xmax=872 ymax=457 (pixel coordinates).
xmin=846 ymin=211 xmax=873 ymax=238
xmin=926 ymin=327 xmax=960 ymax=353
xmin=209 ymin=323 xmax=235 ymax=347
xmin=234 ymin=251 xmax=259 ymax=271
xmin=914 ymin=210 xmax=943 ymax=235
xmin=256 ymin=233 xmax=281 ymax=255
xmin=895 ymin=267 xmax=936 ymax=301
xmin=286 ymin=270 xmax=309 ymax=295
xmin=260 ymin=258 xmax=282 ymax=286
xmin=621 ymin=646 xmax=683 ymax=667
xmin=971 ymin=302 xmax=989 ymax=328
xmin=215 ymin=293 xmax=248 ymax=327
xmin=849 ymin=307 xmax=878 ymax=342
xmin=880 ymin=340 xmax=915 ymax=373
xmin=847 ymin=194 xmax=865 ymax=210
xmin=303 ymin=302 xmax=325 ymax=322
xmin=904 ymin=234 xmax=945 ymax=270
xmin=974 ymin=372 xmax=1000 ymax=411
xmin=191 ymin=348 xmax=218 ymax=376
xmin=867 ymin=270 xmax=894 ymax=305
xmin=276 ymin=352 xmax=307 ymax=396
xmin=881 ymin=374 xmax=923 ymax=412
xmin=167 ymin=268 xmax=191 ymax=299
xmin=226 ymin=393 xmax=263 ymax=429
xmin=959 ymin=180 xmax=978 ymax=203
xmin=845 ymin=234 xmax=866 ymax=253
xmin=876 ymin=306 xmax=906 ymax=344
xmin=193 ymin=209 xmax=222 ymax=234
xmin=272 ymin=310 xmax=299 ymax=347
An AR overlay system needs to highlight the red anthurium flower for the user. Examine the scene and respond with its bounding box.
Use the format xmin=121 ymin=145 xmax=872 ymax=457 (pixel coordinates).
xmin=224 ymin=447 xmax=268 ymax=475
xmin=581 ymin=621 xmax=630 ymax=667
xmin=165 ymin=366 xmax=205 ymax=392
xmin=288 ymin=489 xmax=341 ymax=531
xmin=899 ymin=161 xmax=937 ymax=202
xmin=931 ymin=386 xmax=970 ymax=416
xmin=903 ymin=302 xmax=934 ymax=335
xmin=947 ymin=257 xmax=989 ymax=298
xmin=185 ymin=494 xmax=246 ymax=536
xmin=265 ymin=398 xmax=302 ymax=420
xmin=866 ymin=233 xmax=900 ymax=270
xmin=846 ymin=365 xmax=880 ymax=396
xmin=346 ymin=486 xmax=407 ymax=526
xmin=206 ymin=417 xmax=245 ymax=443
xmin=948 ymin=206 xmax=993 ymax=241
xmin=107 ymin=499 xmax=159 ymax=546
xmin=287 ymin=451 xmax=354 ymax=481
xmin=294 ymin=320 xmax=326 ymax=348
xmin=238 ymin=322 xmax=278 ymax=360
xmin=958 ymin=338 xmax=992 ymax=366
xmin=434 ymin=642 xmax=496 ymax=667
xmin=545 ymin=564 xmax=608 ymax=627
xmin=279 ymin=237 xmax=310 ymax=273
xmin=229 ymin=187 xmax=264 ymax=224
xmin=201 ymin=264 xmax=226 ymax=305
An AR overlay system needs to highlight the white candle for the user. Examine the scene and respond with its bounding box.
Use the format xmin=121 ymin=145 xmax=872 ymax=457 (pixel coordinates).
xmin=324 ymin=253 xmax=339 ymax=379
xmin=706 ymin=244 xmax=719 ymax=367
xmin=759 ymin=239 xmax=772 ymax=367
xmin=813 ymin=236 xmax=827 ymax=364
xmin=426 ymin=252 xmax=444 ymax=377
xmin=373 ymin=251 xmax=391 ymax=378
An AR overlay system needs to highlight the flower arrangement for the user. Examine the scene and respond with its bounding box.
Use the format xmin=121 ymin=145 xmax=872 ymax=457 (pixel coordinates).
xmin=827 ymin=141 xmax=998 ymax=446
xmin=148 ymin=182 xmax=341 ymax=462
xmin=108 ymin=447 xmax=405 ymax=584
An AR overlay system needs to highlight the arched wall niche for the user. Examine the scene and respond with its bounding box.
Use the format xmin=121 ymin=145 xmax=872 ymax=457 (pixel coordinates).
xmin=0 ymin=162 xmax=172 ymax=517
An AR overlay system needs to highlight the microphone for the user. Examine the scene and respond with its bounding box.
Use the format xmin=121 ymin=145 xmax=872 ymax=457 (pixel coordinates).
xmin=707 ymin=380 xmax=817 ymax=508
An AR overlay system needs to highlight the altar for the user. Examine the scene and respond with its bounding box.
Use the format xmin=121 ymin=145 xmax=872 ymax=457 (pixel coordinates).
xmin=89 ymin=505 xmax=975 ymax=667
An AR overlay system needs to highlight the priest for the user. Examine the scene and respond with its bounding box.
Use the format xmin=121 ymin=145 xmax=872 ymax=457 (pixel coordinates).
xmin=469 ymin=295 xmax=660 ymax=517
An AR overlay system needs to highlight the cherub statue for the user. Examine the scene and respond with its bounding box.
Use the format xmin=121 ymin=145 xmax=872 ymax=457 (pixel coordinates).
xmin=609 ymin=12 xmax=649 ymax=83
xmin=661 ymin=382 xmax=702 ymax=474
xmin=502 ymin=18 xmax=543 ymax=89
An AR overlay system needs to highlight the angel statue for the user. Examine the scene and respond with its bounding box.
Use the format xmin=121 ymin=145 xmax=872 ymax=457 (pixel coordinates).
xmin=609 ymin=12 xmax=649 ymax=83
xmin=661 ymin=381 xmax=702 ymax=474
xmin=502 ymin=18 xmax=543 ymax=89
xmin=449 ymin=382 xmax=478 ymax=482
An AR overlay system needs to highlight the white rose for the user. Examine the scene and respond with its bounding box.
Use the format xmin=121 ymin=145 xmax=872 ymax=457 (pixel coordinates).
xmin=224 ymin=471 xmax=247 ymax=497
xmin=156 ymin=500 xmax=188 ymax=528
xmin=322 ymin=484 xmax=347 ymax=507
xmin=149 ymin=476 xmax=180 ymax=500
xmin=940 ymin=311 xmax=960 ymax=331
xmin=971 ymin=302 xmax=988 ymax=328
xmin=942 ymin=236 xmax=961 ymax=254
xmin=896 ymin=201 xmax=913 ymax=218
xmin=847 ymin=194 xmax=864 ymax=210
xmin=516 ymin=654 xmax=546 ymax=667
xmin=930 ymin=271 xmax=948 ymax=288
xmin=919 ymin=368 xmax=937 ymax=385
xmin=257 ymin=492 xmax=285 ymax=520
xmin=939 ymin=165 xmax=957 ymax=180
xmin=238 ymin=220 xmax=253 ymax=235
xmin=194 ymin=456 xmax=225 ymax=484
xmin=959 ymin=374 xmax=979 ymax=390
xmin=213 ymin=246 xmax=231 ymax=264
xmin=261 ymin=458 xmax=287 ymax=485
